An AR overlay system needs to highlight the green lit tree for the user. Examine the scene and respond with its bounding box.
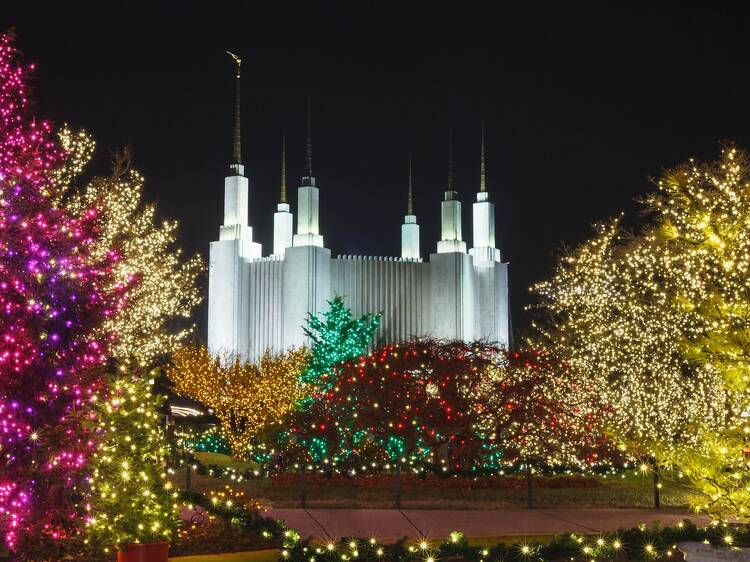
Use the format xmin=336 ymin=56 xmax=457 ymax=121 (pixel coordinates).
xmin=85 ymin=373 xmax=180 ymax=557
xmin=301 ymin=297 xmax=381 ymax=390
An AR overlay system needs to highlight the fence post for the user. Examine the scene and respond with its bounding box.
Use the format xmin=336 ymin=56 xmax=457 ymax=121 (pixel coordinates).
xmin=300 ymin=464 xmax=307 ymax=509
xmin=185 ymin=454 xmax=192 ymax=491
xmin=526 ymin=461 xmax=533 ymax=509
xmin=652 ymin=458 xmax=661 ymax=509
xmin=395 ymin=461 xmax=402 ymax=510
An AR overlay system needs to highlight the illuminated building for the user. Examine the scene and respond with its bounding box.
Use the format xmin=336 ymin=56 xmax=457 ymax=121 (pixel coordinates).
xmin=208 ymin=56 xmax=510 ymax=360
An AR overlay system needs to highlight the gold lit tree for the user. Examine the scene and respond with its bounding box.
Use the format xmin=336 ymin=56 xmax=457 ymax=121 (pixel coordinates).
xmin=168 ymin=346 xmax=309 ymax=458
xmin=640 ymin=147 xmax=750 ymax=520
xmin=51 ymin=126 xmax=203 ymax=366
xmin=532 ymin=220 xmax=724 ymax=462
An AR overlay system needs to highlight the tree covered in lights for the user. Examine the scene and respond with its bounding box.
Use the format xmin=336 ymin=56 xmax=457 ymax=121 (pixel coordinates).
xmin=482 ymin=349 xmax=614 ymax=468
xmin=293 ymin=339 xmax=614 ymax=472
xmin=0 ymin=34 xmax=128 ymax=552
xmin=51 ymin=131 xmax=202 ymax=367
xmin=532 ymin=219 xmax=725 ymax=461
xmin=293 ymin=340 xmax=503 ymax=471
xmin=532 ymin=146 xmax=750 ymax=519
xmin=638 ymin=147 xmax=750 ymax=520
xmin=168 ymin=346 xmax=309 ymax=460
xmin=85 ymin=374 xmax=179 ymax=554
xmin=301 ymin=297 xmax=381 ymax=391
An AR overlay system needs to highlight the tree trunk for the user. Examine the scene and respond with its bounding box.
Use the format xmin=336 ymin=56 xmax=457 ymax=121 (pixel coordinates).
xmin=299 ymin=464 xmax=307 ymax=509
xmin=395 ymin=461 xmax=402 ymax=510
xmin=526 ymin=461 xmax=533 ymax=509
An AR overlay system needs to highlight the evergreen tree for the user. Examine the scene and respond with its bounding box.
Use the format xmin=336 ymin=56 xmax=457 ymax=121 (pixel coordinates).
xmin=0 ymin=34 xmax=126 ymax=552
xmin=301 ymin=297 xmax=381 ymax=390
xmin=51 ymin=135 xmax=202 ymax=367
xmin=85 ymin=374 xmax=179 ymax=555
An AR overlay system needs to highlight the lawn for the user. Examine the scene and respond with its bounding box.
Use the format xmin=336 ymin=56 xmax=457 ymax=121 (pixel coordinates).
xmin=182 ymin=455 xmax=694 ymax=510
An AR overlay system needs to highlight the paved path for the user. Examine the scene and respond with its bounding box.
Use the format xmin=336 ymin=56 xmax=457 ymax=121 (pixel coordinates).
xmin=265 ymin=508 xmax=709 ymax=541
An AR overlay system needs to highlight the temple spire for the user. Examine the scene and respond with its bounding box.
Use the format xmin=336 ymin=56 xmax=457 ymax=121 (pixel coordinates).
xmin=280 ymin=131 xmax=287 ymax=203
xmin=227 ymin=51 xmax=242 ymax=167
xmin=480 ymin=122 xmax=487 ymax=192
xmin=447 ymin=130 xmax=455 ymax=191
xmin=304 ymin=98 xmax=312 ymax=177
xmin=407 ymin=156 xmax=414 ymax=215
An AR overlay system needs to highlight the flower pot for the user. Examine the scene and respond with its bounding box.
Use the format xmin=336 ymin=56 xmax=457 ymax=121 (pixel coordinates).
xmin=117 ymin=541 xmax=170 ymax=562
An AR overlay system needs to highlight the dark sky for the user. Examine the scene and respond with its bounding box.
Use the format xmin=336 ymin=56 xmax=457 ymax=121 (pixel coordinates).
xmin=5 ymin=3 xmax=750 ymax=340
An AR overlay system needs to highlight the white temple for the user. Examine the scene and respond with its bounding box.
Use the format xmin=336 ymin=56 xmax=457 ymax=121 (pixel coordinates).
xmin=207 ymin=59 xmax=510 ymax=361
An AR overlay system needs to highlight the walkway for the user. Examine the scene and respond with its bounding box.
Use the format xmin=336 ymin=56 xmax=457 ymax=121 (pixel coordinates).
xmin=265 ymin=507 xmax=708 ymax=542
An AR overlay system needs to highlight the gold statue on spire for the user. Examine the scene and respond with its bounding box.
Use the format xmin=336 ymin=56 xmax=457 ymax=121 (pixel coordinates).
xmin=226 ymin=51 xmax=241 ymax=77
xmin=227 ymin=51 xmax=242 ymax=166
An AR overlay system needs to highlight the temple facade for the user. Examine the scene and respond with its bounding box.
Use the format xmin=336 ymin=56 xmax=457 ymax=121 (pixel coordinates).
xmin=207 ymin=59 xmax=510 ymax=361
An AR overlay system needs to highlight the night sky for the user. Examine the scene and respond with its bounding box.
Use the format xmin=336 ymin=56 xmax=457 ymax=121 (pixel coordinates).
xmin=5 ymin=4 xmax=750 ymax=340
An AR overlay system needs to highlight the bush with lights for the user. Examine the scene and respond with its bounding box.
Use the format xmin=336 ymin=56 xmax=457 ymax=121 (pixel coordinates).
xmin=280 ymin=520 xmax=748 ymax=562
xmin=168 ymin=346 xmax=309 ymax=460
xmin=85 ymin=373 xmax=180 ymax=554
xmin=290 ymin=340 xmax=613 ymax=473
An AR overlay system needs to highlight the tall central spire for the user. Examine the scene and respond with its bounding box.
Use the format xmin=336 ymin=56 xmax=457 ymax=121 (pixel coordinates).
xmin=447 ymin=130 xmax=455 ymax=191
xmin=407 ymin=156 xmax=414 ymax=215
xmin=227 ymin=51 xmax=242 ymax=168
xmin=280 ymin=131 xmax=287 ymax=203
xmin=480 ymin=122 xmax=486 ymax=192
xmin=305 ymin=98 xmax=312 ymax=177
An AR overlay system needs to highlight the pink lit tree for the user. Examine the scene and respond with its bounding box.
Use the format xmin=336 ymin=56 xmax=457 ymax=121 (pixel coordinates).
xmin=0 ymin=34 xmax=126 ymax=553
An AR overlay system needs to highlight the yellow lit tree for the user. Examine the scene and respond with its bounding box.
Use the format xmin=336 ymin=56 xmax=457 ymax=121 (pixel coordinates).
xmin=642 ymin=147 xmax=750 ymax=520
xmin=51 ymin=126 xmax=203 ymax=366
xmin=532 ymin=220 xmax=724 ymax=461
xmin=167 ymin=346 xmax=309 ymax=459
xmin=85 ymin=373 xmax=180 ymax=555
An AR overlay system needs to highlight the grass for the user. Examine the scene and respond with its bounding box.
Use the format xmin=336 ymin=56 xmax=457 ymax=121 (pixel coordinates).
xmin=183 ymin=457 xmax=695 ymax=510
xmin=194 ymin=452 xmax=256 ymax=471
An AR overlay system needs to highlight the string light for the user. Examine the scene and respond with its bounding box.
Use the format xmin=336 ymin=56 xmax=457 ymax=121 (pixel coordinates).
xmin=0 ymin=33 xmax=127 ymax=552
xmin=51 ymin=128 xmax=202 ymax=366
xmin=168 ymin=346 xmax=309 ymax=457
xmin=292 ymin=339 xmax=611 ymax=470
xmin=532 ymin=146 xmax=750 ymax=520
xmin=85 ymin=375 xmax=179 ymax=551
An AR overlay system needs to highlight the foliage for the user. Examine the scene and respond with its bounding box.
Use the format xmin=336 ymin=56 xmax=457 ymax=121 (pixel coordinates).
xmin=301 ymin=296 xmax=381 ymax=391
xmin=180 ymin=426 xmax=232 ymax=456
xmin=168 ymin=346 xmax=309 ymax=459
xmin=533 ymin=146 xmax=750 ymax=520
xmin=0 ymin=34 xmax=127 ymax=552
xmin=292 ymin=339 xmax=498 ymax=467
xmin=180 ymin=488 xmax=282 ymax=534
xmin=532 ymin=218 xmax=724 ymax=459
xmin=85 ymin=374 xmax=179 ymax=552
xmin=640 ymin=147 xmax=750 ymax=520
xmin=291 ymin=340 xmax=611 ymax=471
xmin=483 ymin=349 xmax=614 ymax=467
xmin=282 ymin=520 xmax=746 ymax=562
xmin=51 ymin=130 xmax=203 ymax=366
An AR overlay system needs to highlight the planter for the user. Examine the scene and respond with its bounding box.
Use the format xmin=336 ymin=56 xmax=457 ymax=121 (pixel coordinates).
xmin=117 ymin=541 xmax=170 ymax=562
